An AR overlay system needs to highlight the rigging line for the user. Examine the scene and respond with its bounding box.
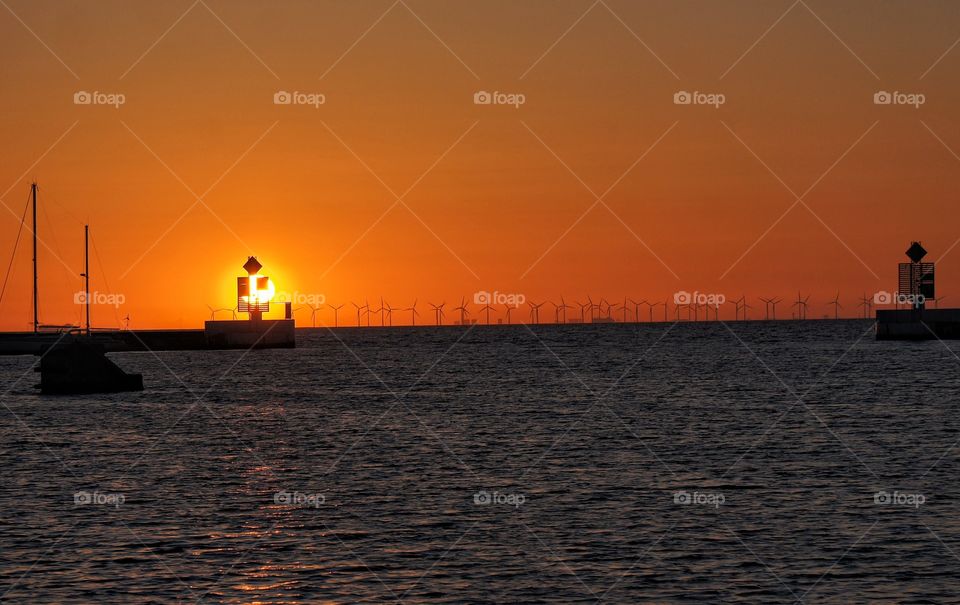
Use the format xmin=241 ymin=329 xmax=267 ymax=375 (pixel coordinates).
xmin=43 ymin=187 xmax=85 ymax=329
xmin=38 ymin=187 xmax=79 ymax=327
xmin=0 ymin=192 xmax=31 ymax=307
xmin=90 ymin=232 xmax=122 ymax=328
xmin=39 ymin=189 xmax=73 ymax=286
xmin=37 ymin=185 xmax=84 ymax=230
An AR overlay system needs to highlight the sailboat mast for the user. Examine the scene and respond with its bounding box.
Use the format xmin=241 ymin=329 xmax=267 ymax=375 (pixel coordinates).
xmin=31 ymin=182 xmax=38 ymax=333
xmin=84 ymin=225 xmax=90 ymax=335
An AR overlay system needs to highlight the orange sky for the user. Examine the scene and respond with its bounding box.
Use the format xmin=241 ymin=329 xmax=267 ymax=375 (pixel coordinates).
xmin=1 ymin=0 xmax=959 ymax=328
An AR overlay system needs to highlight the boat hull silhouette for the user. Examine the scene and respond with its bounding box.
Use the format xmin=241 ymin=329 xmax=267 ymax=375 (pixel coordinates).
xmin=37 ymin=340 xmax=143 ymax=395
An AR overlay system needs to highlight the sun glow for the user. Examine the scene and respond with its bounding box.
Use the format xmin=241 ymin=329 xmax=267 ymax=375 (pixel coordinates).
xmin=242 ymin=276 xmax=275 ymax=306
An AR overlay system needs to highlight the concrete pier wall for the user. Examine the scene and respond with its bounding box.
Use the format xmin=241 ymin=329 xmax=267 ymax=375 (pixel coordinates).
xmin=204 ymin=319 xmax=295 ymax=349
xmin=876 ymin=308 xmax=960 ymax=340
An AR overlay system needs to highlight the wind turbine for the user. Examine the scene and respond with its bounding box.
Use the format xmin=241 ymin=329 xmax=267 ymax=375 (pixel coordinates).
xmin=298 ymin=304 xmax=319 ymax=327
xmin=630 ymin=298 xmax=645 ymax=323
xmin=327 ymin=303 xmax=344 ymax=328
xmin=616 ymin=297 xmax=630 ymax=322
xmin=827 ymin=293 xmax=841 ymax=320
xmin=206 ymin=304 xmax=236 ymax=321
xmin=575 ymin=300 xmax=588 ymax=323
xmin=792 ymin=292 xmax=810 ymax=320
xmin=528 ymin=301 xmax=545 ymax=324
xmin=405 ymin=300 xmax=420 ymax=326
xmin=643 ymin=300 xmax=659 ymax=322
xmin=858 ymin=294 xmax=873 ymax=319
xmin=933 ymin=296 xmax=946 ymax=309
xmin=383 ymin=300 xmax=394 ymax=326
xmin=429 ymin=302 xmax=446 ymax=326
xmin=759 ymin=297 xmax=780 ymax=320
xmin=704 ymin=301 xmax=717 ymax=321
xmin=454 ymin=297 xmax=470 ymax=325
xmin=558 ymin=297 xmax=572 ymax=324
xmin=503 ymin=304 xmax=514 ymax=325
xmin=549 ymin=301 xmax=561 ymax=324
xmin=730 ymin=296 xmax=745 ymax=321
xmin=375 ymin=297 xmax=386 ymax=327
xmin=479 ymin=301 xmax=494 ymax=325
xmin=351 ymin=301 xmax=366 ymax=327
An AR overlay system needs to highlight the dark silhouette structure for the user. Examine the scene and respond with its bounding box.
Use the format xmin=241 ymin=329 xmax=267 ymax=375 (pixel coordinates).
xmin=877 ymin=242 xmax=960 ymax=340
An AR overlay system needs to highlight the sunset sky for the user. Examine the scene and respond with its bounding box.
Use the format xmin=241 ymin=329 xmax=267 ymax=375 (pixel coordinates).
xmin=1 ymin=0 xmax=959 ymax=328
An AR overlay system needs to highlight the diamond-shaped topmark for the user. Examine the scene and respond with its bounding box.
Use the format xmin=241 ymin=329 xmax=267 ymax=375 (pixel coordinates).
xmin=906 ymin=242 xmax=927 ymax=264
xmin=243 ymin=256 xmax=263 ymax=275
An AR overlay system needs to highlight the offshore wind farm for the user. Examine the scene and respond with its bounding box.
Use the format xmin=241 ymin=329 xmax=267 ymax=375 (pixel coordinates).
xmin=5 ymin=1 xmax=960 ymax=603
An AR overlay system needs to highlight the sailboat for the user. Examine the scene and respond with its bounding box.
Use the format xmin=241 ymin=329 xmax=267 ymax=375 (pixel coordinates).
xmin=0 ymin=182 xmax=142 ymax=393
